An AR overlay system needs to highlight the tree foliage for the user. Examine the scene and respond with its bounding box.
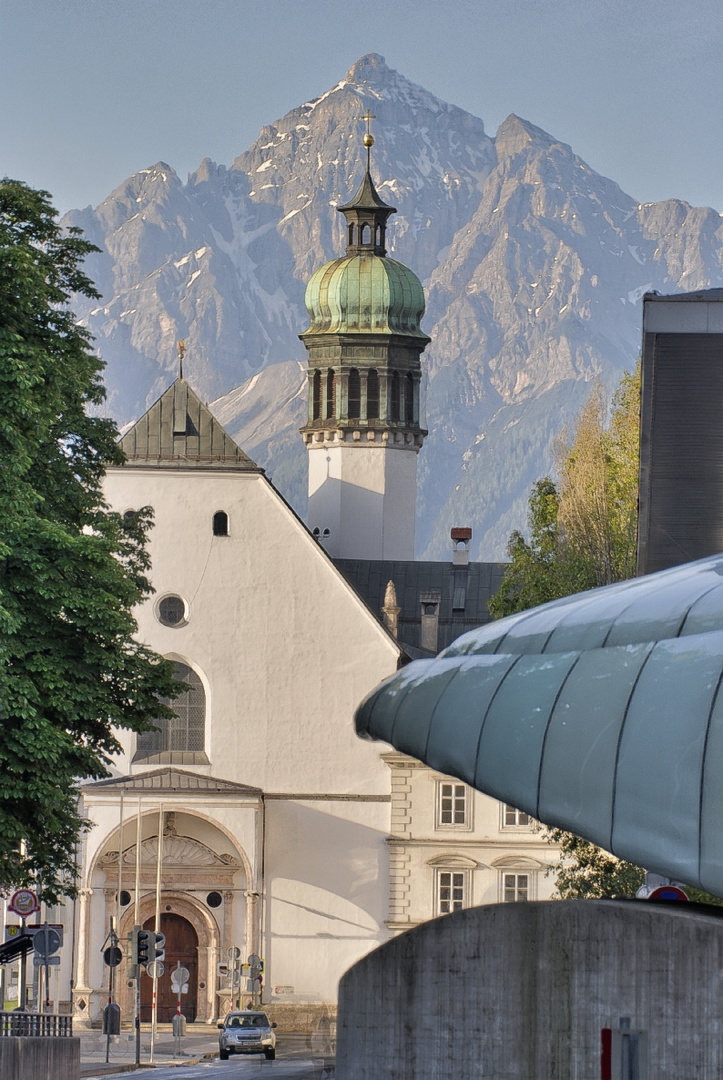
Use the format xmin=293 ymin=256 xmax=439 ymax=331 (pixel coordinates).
xmin=490 ymin=366 xmax=640 ymax=620
xmin=0 ymin=179 xmax=178 ymax=901
xmin=545 ymin=830 xmax=645 ymax=899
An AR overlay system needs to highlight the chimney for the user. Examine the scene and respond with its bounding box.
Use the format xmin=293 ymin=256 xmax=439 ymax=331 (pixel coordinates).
xmin=451 ymin=526 xmax=472 ymax=566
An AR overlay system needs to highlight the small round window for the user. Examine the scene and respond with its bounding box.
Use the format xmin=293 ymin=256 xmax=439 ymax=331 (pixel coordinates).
xmin=157 ymin=595 xmax=187 ymax=627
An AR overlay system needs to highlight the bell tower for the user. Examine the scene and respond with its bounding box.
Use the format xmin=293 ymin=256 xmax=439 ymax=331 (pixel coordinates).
xmin=299 ymin=114 xmax=429 ymax=560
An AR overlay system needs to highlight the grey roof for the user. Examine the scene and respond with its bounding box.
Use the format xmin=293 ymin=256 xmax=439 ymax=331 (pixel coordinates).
xmin=83 ymin=767 xmax=262 ymax=796
xmin=355 ymin=552 xmax=723 ymax=896
xmin=119 ymin=379 xmax=261 ymax=471
xmin=335 ymin=558 xmax=507 ymax=654
xmin=645 ymin=288 xmax=723 ymax=302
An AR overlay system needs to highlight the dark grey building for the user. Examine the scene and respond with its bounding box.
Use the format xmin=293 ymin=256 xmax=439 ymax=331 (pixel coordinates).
xmin=639 ymin=289 xmax=723 ymax=574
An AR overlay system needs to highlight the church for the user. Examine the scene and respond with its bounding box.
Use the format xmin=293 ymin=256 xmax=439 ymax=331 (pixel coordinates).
xmin=23 ymin=131 xmax=557 ymax=1026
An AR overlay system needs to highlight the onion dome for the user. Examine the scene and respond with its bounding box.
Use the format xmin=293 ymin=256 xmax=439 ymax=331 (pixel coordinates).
xmin=301 ymin=162 xmax=428 ymax=342
xmin=303 ymin=253 xmax=427 ymax=337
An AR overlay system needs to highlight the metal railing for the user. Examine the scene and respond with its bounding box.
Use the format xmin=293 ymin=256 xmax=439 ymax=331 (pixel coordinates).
xmin=0 ymin=1012 xmax=73 ymax=1037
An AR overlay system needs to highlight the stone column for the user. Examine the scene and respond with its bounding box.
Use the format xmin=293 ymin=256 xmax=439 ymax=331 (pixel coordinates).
xmin=244 ymin=891 xmax=260 ymax=958
xmin=379 ymin=373 xmax=389 ymax=422
xmin=360 ymin=370 xmax=368 ymax=421
xmin=72 ymin=887 xmax=94 ymax=1021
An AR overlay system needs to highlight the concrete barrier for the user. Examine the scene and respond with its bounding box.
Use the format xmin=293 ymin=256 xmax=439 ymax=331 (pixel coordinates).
xmin=337 ymin=899 xmax=723 ymax=1079
xmin=0 ymin=1036 xmax=80 ymax=1079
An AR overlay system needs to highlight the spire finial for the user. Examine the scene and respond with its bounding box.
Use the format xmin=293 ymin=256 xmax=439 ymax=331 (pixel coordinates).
xmin=361 ymin=108 xmax=376 ymax=172
xmin=177 ymin=339 xmax=186 ymax=380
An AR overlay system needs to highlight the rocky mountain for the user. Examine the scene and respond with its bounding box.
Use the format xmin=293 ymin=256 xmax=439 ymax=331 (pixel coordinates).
xmin=63 ymin=53 xmax=723 ymax=560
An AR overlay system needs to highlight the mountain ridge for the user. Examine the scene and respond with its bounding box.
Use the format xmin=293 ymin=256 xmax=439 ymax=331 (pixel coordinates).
xmin=62 ymin=53 xmax=723 ymax=560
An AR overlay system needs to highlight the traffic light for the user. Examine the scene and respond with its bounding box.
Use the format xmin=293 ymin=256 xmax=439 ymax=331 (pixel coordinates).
xmin=153 ymin=932 xmax=166 ymax=963
xmin=137 ymin=929 xmax=152 ymax=966
xmin=127 ymin=926 xmax=140 ymax=978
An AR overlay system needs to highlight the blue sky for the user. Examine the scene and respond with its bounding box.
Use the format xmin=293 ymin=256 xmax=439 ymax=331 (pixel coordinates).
xmin=2 ymin=0 xmax=722 ymax=216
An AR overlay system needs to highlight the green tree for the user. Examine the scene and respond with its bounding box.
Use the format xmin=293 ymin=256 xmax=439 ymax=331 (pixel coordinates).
xmin=490 ymin=366 xmax=640 ymax=620
xmin=545 ymin=830 xmax=645 ymax=899
xmin=0 ymin=179 xmax=177 ymax=901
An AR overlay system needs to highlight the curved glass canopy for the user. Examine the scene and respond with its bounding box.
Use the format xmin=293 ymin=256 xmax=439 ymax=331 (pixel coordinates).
xmin=355 ymin=553 xmax=723 ymax=895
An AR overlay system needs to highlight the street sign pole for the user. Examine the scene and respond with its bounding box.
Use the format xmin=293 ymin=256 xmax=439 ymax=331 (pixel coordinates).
xmin=18 ymin=916 xmax=26 ymax=1012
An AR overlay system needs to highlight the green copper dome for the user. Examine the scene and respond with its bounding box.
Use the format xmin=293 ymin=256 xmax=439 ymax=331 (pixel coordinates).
xmin=303 ymin=254 xmax=427 ymax=337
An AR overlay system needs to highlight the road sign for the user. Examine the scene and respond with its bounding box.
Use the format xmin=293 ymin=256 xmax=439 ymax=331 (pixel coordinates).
xmin=649 ymin=885 xmax=689 ymax=901
xmin=33 ymin=955 xmax=60 ymax=967
xmin=8 ymin=890 xmax=39 ymax=918
xmin=146 ymin=960 xmax=165 ymax=978
xmin=228 ymin=946 xmax=241 ymax=960
xmin=103 ymin=946 xmax=123 ymax=967
xmin=171 ymin=966 xmax=189 ymax=984
xmin=248 ymin=952 xmax=260 ymax=966
xmin=33 ymin=927 xmax=61 ymax=957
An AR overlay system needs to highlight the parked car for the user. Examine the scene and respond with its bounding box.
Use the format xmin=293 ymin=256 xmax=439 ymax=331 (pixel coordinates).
xmin=218 ymin=1011 xmax=277 ymax=1060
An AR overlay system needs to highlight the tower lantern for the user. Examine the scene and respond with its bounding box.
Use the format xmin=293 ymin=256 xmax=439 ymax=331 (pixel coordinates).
xmin=299 ymin=117 xmax=429 ymax=561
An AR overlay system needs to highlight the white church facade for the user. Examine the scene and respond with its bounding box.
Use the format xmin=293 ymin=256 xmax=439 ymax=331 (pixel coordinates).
xmin=2 ymin=143 xmax=557 ymax=1025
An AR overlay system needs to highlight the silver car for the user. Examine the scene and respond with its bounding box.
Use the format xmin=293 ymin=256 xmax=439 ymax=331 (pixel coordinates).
xmin=218 ymin=1011 xmax=277 ymax=1060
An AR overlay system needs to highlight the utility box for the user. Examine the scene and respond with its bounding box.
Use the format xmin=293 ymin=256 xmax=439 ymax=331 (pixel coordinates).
xmin=172 ymin=1013 xmax=187 ymax=1037
xmin=102 ymin=1002 xmax=121 ymax=1035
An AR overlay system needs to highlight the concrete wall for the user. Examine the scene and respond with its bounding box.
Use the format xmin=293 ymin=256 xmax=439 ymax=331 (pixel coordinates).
xmin=0 ymin=1038 xmax=79 ymax=1080
xmin=337 ymin=899 xmax=723 ymax=1080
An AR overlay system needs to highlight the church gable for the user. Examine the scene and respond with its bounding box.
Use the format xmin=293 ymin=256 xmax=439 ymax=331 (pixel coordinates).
xmin=82 ymin=767 xmax=262 ymax=797
xmin=120 ymin=379 xmax=260 ymax=470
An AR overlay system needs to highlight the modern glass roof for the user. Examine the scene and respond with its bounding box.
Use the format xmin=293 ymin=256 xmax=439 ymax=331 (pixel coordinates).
xmin=355 ymin=553 xmax=723 ymax=895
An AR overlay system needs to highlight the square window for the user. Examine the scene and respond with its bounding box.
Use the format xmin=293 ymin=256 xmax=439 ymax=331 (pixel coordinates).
xmin=438 ymin=871 xmax=466 ymax=914
xmin=503 ymin=804 xmax=530 ymax=828
xmin=437 ymin=782 xmax=468 ymax=827
xmin=503 ymin=873 xmax=529 ymax=903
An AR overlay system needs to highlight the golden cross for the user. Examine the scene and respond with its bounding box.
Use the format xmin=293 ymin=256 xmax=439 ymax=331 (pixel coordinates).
xmin=177 ymin=339 xmax=186 ymax=380
xmin=361 ymin=108 xmax=376 ymax=138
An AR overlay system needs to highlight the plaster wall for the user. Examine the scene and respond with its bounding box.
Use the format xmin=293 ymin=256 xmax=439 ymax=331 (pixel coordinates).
xmin=307 ymin=444 xmax=418 ymax=560
xmin=263 ymin=799 xmax=390 ymax=1001
xmin=337 ymin=899 xmax=723 ymax=1080
xmin=103 ymin=467 xmax=399 ymax=794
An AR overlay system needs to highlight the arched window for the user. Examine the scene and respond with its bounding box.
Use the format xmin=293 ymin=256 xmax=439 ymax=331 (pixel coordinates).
xmin=390 ymin=372 xmax=401 ymax=422
xmin=134 ymin=663 xmax=208 ymax=764
xmin=375 ymin=224 xmax=382 ymax=246
xmin=312 ymin=370 xmax=322 ymax=420
xmin=326 ymin=369 xmax=337 ymax=419
xmin=406 ymin=373 xmax=415 ymax=425
xmin=367 ymin=369 xmax=380 ymax=420
xmin=361 ymin=223 xmax=371 ymax=245
xmin=213 ymin=511 xmax=229 ymax=537
xmin=348 ymin=223 xmax=356 ymax=246
xmin=348 ymin=369 xmax=361 ymax=419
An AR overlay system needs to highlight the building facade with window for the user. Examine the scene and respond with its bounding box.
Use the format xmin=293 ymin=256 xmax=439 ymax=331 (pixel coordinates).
xmin=383 ymin=755 xmax=555 ymax=934
xmin=44 ymin=144 xmax=560 ymax=1027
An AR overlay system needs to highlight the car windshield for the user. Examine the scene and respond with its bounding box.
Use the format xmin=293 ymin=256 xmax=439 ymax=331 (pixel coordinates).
xmin=227 ymin=1014 xmax=268 ymax=1028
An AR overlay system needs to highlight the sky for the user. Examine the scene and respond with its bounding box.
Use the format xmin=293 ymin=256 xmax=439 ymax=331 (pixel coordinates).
xmin=2 ymin=0 xmax=722 ymax=217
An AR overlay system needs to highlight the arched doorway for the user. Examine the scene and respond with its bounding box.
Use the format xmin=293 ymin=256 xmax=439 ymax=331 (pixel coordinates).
xmin=141 ymin=913 xmax=198 ymax=1022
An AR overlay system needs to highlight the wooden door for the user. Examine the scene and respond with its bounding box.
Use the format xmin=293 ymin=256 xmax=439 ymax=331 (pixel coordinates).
xmin=140 ymin=913 xmax=198 ymax=1023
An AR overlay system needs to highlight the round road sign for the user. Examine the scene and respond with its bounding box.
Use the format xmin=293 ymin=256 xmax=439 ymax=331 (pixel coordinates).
xmin=103 ymin=946 xmax=123 ymax=967
xmin=8 ymin=890 xmax=40 ymax=918
xmin=146 ymin=960 xmax=165 ymax=978
xmin=649 ymin=885 xmax=689 ymax=901
xmin=33 ymin=927 xmax=61 ymax=957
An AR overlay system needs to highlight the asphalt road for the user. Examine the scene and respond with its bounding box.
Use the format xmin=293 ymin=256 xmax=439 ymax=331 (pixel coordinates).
xmin=84 ymin=1058 xmax=334 ymax=1080
xmin=81 ymin=1032 xmax=335 ymax=1080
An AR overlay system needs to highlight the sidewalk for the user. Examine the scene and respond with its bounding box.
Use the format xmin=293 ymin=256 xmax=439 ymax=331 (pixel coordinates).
xmin=79 ymin=1024 xmax=218 ymax=1076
